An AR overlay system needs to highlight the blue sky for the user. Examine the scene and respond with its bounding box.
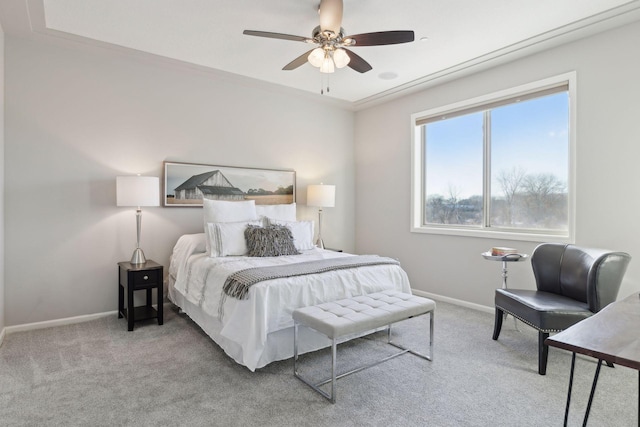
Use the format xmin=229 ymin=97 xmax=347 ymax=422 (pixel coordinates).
xmin=425 ymin=92 xmax=569 ymax=198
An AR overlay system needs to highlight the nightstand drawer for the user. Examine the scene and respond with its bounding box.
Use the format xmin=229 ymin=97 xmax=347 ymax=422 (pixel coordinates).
xmin=132 ymin=270 xmax=159 ymax=287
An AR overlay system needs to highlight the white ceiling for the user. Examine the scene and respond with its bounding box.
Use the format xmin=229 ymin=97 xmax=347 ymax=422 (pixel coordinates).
xmin=4 ymin=0 xmax=640 ymax=106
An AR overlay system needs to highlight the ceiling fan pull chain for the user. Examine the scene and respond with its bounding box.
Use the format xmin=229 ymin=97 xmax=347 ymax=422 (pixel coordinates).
xmin=320 ymin=74 xmax=330 ymax=95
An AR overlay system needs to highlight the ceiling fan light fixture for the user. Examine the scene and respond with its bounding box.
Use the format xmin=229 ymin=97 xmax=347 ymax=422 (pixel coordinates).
xmin=308 ymin=47 xmax=325 ymax=67
xmin=319 ymin=55 xmax=335 ymax=73
xmin=333 ymin=48 xmax=350 ymax=68
xmin=243 ymin=0 xmax=415 ymax=79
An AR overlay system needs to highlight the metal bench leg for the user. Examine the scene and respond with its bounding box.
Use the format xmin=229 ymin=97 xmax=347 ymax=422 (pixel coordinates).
xmin=293 ymin=323 xmax=338 ymax=404
xmin=330 ymin=338 xmax=337 ymax=403
xmin=294 ymin=309 xmax=435 ymax=403
xmin=388 ymin=310 xmax=434 ymax=361
xmin=294 ymin=322 xmax=299 ymax=374
xmin=430 ymin=311 xmax=434 ymax=360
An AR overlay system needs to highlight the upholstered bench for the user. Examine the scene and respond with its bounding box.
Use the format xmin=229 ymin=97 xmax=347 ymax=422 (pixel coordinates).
xmin=292 ymin=290 xmax=436 ymax=403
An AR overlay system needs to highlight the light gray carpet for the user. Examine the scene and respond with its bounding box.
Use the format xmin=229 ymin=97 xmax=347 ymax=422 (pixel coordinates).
xmin=0 ymin=301 xmax=636 ymax=426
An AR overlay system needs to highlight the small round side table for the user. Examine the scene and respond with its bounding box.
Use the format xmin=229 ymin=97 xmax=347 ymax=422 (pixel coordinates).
xmin=481 ymin=252 xmax=529 ymax=289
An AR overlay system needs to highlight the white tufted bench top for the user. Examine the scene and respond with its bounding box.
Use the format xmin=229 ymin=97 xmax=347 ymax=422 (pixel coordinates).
xmin=292 ymin=290 xmax=436 ymax=339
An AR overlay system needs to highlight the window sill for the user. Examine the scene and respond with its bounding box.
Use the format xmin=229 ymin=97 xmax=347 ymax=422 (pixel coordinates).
xmin=410 ymin=225 xmax=573 ymax=243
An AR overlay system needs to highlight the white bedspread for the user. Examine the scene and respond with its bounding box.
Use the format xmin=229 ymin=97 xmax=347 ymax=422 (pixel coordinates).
xmin=168 ymin=233 xmax=411 ymax=371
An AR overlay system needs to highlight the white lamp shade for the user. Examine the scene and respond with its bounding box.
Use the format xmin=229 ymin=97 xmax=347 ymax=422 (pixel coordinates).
xmin=319 ymin=56 xmax=335 ymax=74
xmin=307 ymin=184 xmax=336 ymax=208
xmin=308 ymin=48 xmax=325 ymax=67
xmin=333 ymin=48 xmax=350 ymax=68
xmin=116 ymin=176 xmax=160 ymax=207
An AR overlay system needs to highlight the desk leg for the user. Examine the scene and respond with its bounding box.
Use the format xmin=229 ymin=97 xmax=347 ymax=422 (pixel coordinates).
xmin=583 ymin=359 xmax=603 ymax=427
xmin=564 ymin=352 xmax=576 ymax=427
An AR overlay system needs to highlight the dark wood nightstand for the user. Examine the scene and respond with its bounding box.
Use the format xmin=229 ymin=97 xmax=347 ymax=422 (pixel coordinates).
xmin=118 ymin=260 xmax=164 ymax=331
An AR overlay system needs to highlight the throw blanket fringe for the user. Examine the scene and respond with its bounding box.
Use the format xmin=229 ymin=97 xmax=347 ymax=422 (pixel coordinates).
xmin=223 ymin=255 xmax=400 ymax=300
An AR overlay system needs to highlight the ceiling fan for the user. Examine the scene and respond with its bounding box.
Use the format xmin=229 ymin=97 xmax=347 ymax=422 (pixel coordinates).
xmin=243 ymin=0 xmax=414 ymax=74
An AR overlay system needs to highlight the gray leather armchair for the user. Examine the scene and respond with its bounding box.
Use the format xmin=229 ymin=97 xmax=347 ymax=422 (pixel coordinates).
xmin=492 ymin=243 xmax=631 ymax=375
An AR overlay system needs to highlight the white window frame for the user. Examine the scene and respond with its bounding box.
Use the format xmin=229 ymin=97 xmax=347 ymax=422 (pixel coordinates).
xmin=410 ymin=72 xmax=576 ymax=243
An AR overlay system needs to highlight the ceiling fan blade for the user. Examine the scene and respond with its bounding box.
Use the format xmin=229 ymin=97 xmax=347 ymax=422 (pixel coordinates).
xmin=243 ymin=30 xmax=309 ymax=43
xmin=348 ymin=30 xmax=415 ymax=46
xmin=344 ymin=49 xmax=372 ymax=73
xmin=283 ymin=49 xmax=315 ymax=71
xmin=319 ymin=0 xmax=343 ymax=34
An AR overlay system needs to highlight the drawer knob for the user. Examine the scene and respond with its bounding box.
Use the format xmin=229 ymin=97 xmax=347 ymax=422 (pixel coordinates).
xmin=143 ymin=275 xmax=149 ymax=280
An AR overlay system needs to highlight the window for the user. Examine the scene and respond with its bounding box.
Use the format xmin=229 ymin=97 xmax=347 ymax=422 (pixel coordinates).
xmin=411 ymin=73 xmax=575 ymax=242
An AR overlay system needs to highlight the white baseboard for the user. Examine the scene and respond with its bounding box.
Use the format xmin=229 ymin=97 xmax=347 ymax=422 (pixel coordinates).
xmin=4 ymin=303 xmax=172 ymax=335
xmin=411 ymin=289 xmax=494 ymax=314
xmin=2 ymin=296 xmax=489 ymax=336
xmin=5 ymin=310 xmax=118 ymax=334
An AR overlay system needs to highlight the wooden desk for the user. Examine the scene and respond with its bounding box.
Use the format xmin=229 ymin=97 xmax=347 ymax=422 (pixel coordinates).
xmin=546 ymin=292 xmax=640 ymax=426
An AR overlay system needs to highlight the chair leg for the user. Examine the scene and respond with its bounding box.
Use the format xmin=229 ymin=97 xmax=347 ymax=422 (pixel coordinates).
xmin=539 ymin=331 xmax=549 ymax=375
xmin=492 ymin=308 xmax=504 ymax=340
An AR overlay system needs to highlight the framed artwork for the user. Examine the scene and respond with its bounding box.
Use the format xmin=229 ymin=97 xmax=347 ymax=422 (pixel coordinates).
xmin=163 ymin=161 xmax=296 ymax=207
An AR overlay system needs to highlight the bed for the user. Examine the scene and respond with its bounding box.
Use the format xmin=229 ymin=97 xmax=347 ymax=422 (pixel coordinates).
xmin=167 ymin=199 xmax=412 ymax=371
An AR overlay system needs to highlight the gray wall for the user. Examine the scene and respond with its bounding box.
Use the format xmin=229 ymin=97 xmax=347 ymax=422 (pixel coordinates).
xmin=355 ymin=21 xmax=640 ymax=308
xmin=5 ymin=18 xmax=640 ymax=327
xmin=4 ymin=36 xmax=355 ymax=326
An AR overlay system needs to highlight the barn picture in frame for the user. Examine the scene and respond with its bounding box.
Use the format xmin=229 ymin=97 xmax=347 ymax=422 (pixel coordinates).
xmin=163 ymin=161 xmax=296 ymax=207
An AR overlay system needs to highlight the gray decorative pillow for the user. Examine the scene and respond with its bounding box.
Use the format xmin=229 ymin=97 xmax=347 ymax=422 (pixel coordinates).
xmin=245 ymin=224 xmax=300 ymax=257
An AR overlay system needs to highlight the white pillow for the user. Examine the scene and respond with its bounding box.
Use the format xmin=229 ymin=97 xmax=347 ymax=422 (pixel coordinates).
xmin=203 ymin=199 xmax=258 ymax=254
xmin=255 ymin=203 xmax=296 ymax=221
xmin=268 ymin=219 xmax=314 ymax=251
xmin=203 ymin=199 xmax=258 ymax=225
xmin=206 ymin=220 xmax=262 ymax=257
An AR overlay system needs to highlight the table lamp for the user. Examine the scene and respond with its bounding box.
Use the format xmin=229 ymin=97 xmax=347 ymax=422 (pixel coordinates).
xmin=307 ymin=183 xmax=335 ymax=249
xmin=116 ymin=175 xmax=160 ymax=264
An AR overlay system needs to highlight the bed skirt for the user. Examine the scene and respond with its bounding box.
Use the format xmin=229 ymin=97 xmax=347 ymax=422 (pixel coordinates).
xmin=169 ymin=286 xmax=335 ymax=371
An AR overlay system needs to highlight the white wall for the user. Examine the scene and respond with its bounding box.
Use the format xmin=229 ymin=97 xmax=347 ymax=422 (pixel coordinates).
xmin=4 ymin=36 xmax=355 ymax=326
xmin=355 ymin=21 xmax=640 ymax=308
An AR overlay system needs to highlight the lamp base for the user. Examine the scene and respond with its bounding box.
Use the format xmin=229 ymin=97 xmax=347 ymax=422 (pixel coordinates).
xmin=130 ymin=248 xmax=147 ymax=265
xmin=316 ymin=238 xmax=325 ymax=250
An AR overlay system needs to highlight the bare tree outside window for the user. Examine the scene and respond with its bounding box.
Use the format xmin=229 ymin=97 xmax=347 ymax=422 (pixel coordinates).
xmin=522 ymin=173 xmax=567 ymax=228
xmin=495 ymin=167 xmax=527 ymax=226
